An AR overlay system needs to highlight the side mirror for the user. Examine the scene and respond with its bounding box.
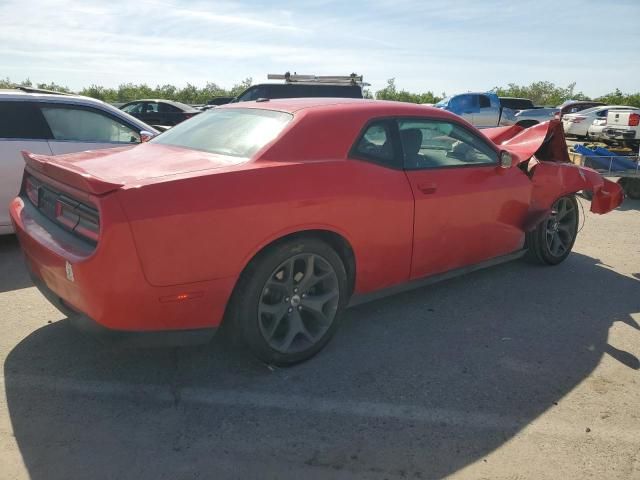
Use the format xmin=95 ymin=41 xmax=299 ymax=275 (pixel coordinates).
xmin=499 ymin=150 xmax=513 ymax=169
xmin=140 ymin=130 xmax=155 ymax=143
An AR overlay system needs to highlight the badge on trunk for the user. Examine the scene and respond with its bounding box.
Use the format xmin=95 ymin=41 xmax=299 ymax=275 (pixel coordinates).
xmin=65 ymin=261 xmax=75 ymax=282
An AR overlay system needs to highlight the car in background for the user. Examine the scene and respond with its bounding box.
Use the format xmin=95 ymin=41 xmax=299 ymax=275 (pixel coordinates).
xmin=556 ymin=100 xmax=605 ymax=119
xmin=563 ymin=105 xmax=638 ymax=138
xmin=500 ymin=98 xmax=558 ymax=127
xmin=234 ymin=82 xmax=363 ymax=102
xmin=120 ymin=99 xmax=200 ymax=126
xmin=230 ymin=73 xmax=366 ymax=104
xmin=0 ymin=87 xmax=158 ymax=235
xmin=206 ymin=96 xmax=235 ymax=107
xmin=434 ymin=92 xmax=516 ymax=128
xmin=587 ymin=118 xmax=608 ymax=142
xmin=603 ymin=109 xmax=640 ymax=147
xmin=11 ymin=98 xmax=622 ymax=365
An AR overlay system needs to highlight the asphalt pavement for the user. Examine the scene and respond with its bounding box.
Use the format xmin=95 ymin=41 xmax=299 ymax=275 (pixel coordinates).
xmin=0 ymin=197 xmax=639 ymax=480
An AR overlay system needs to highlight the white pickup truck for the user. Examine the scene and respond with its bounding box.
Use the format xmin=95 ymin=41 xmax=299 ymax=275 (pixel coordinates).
xmin=604 ymin=110 xmax=640 ymax=147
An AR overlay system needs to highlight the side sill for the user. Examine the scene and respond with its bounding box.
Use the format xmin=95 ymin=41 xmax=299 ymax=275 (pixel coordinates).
xmin=348 ymin=249 xmax=527 ymax=307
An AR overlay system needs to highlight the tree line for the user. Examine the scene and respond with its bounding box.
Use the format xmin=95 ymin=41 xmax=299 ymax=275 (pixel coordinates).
xmin=2 ymin=77 xmax=639 ymax=108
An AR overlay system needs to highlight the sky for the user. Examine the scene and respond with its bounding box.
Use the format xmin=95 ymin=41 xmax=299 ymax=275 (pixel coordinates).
xmin=1 ymin=0 xmax=639 ymax=97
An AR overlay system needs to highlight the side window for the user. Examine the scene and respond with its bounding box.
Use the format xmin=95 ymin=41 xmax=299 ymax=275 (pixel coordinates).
xmin=352 ymin=121 xmax=398 ymax=168
xmin=143 ymin=102 xmax=159 ymax=113
xmin=448 ymin=94 xmax=477 ymax=113
xmin=0 ymin=102 xmax=52 ymax=139
xmin=122 ymin=102 xmax=143 ymax=114
xmin=448 ymin=95 xmax=462 ymax=113
xmin=596 ymin=109 xmax=608 ymax=117
xmin=398 ymin=119 xmax=498 ymax=170
xmin=40 ymin=107 xmax=141 ymax=143
xmin=158 ymin=103 xmax=180 ymax=113
xmin=237 ymin=87 xmax=264 ymax=102
xmin=478 ymin=95 xmax=491 ymax=108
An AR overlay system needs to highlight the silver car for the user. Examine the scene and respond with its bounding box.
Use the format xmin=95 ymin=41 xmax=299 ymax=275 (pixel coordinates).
xmin=0 ymin=88 xmax=158 ymax=234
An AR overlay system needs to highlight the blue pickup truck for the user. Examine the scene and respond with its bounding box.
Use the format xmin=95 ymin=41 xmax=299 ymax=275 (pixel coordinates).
xmin=434 ymin=92 xmax=558 ymax=128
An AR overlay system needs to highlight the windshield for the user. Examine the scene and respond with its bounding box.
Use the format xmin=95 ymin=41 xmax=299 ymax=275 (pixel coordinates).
xmin=151 ymin=108 xmax=292 ymax=157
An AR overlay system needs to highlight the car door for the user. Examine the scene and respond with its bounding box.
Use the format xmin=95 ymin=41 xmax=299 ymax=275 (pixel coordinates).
xmin=473 ymin=94 xmax=496 ymax=128
xmin=39 ymin=104 xmax=141 ymax=155
xmin=0 ymin=101 xmax=53 ymax=232
xmin=140 ymin=102 xmax=163 ymax=125
xmin=158 ymin=102 xmax=183 ymax=125
xmin=398 ymin=118 xmax=532 ymax=279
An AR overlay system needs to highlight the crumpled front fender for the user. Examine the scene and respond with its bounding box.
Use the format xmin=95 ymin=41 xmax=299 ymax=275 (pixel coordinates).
xmin=485 ymin=120 xmax=623 ymax=222
xmin=525 ymin=160 xmax=623 ymax=226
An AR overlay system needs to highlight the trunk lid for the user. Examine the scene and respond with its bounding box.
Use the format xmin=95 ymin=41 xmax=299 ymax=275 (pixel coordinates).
xmin=607 ymin=110 xmax=637 ymax=127
xmin=22 ymin=143 xmax=248 ymax=195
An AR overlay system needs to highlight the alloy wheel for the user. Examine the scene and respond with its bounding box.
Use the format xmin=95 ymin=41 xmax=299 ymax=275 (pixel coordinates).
xmin=545 ymin=197 xmax=578 ymax=258
xmin=258 ymin=253 xmax=339 ymax=354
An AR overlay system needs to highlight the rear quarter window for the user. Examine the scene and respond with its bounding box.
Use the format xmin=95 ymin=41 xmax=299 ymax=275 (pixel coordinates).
xmin=150 ymin=108 xmax=292 ymax=158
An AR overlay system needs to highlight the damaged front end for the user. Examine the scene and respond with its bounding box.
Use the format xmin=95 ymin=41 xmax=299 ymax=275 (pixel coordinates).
xmin=485 ymin=120 xmax=624 ymax=218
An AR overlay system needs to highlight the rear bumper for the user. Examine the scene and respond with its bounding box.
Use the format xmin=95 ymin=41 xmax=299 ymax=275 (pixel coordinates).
xmin=10 ymin=195 xmax=237 ymax=342
xmin=562 ymin=122 xmax=586 ymax=136
xmin=604 ymin=128 xmax=637 ymax=141
xmin=27 ymin=267 xmax=216 ymax=347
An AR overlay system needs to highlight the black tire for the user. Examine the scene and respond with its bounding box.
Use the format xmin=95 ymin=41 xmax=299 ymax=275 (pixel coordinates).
xmin=620 ymin=178 xmax=640 ymax=200
xmin=228 ymin=237 xmax=348 ymax=366
xmin=525 ymin=195 xmax=579 ymax=265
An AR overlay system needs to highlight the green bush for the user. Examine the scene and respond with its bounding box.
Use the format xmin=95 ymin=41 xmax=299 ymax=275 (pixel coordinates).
xmin=2 ymin=76 xmax=638 ymax=108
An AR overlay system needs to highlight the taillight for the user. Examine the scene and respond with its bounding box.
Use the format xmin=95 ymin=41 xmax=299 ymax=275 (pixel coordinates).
xmin=73 ymin=204 xmax=99 ymax=242
xmin=54 ymin=197 xmax=80 ymax=229
xmin=25 ymin=175 xmax=40 ymax=206
xmin=54 ymin=197 xmax=100 ymax=243
xmin=23 ymin=174 xmax=100 ymax=244
xmin=569 ymin=116 xmax=585 ymax=123
xmin=629 ymin=113 xmax=640 ymax=127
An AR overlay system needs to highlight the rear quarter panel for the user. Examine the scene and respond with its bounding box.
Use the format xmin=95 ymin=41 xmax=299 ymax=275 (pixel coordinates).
xmin=117 ymin=159 xmax=415 ymax=294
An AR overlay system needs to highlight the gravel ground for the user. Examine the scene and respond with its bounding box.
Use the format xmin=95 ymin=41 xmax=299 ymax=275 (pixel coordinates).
xmin=0 ymin=197 xmax=638 ymax=480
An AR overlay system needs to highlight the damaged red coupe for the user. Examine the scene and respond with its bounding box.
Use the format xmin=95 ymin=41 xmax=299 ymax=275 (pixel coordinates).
xmin=10 ymin=98 xmax=623 ymax=364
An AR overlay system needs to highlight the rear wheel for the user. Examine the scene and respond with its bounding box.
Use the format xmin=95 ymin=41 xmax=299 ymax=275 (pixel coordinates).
xmin=526 ymin=195 xmax=579 ymax=265
xmin=229 ymin=238 xmax=348 ymax=366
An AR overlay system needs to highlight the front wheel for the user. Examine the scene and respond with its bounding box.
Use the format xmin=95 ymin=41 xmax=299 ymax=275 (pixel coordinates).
xmin=229 ymin=238 xmax=348 ymax=366
xmin=526 ymin=195 xmax=579 ymax=265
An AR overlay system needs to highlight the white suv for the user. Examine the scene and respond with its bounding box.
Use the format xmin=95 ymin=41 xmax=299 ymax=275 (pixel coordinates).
xmin=0 ymin=88 xmax=158 ymax=234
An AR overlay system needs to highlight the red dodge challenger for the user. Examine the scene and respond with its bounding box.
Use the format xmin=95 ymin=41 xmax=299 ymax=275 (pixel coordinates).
xmin=10 ymin=98 xmax=623 ymax=365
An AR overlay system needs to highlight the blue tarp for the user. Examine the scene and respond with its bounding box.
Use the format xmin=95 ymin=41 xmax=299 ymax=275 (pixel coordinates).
xmin=572 ymin=144 xmax=638 ymax=171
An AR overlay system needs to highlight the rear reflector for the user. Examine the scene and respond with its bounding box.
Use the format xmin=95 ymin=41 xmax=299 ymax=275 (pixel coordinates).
xmin=159 ymin=291 xmax=204 ymax=303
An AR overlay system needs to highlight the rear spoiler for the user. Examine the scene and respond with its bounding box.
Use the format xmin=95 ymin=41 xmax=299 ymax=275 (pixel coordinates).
xmin=483 ymin=120 xmax=571 ymax=164
xmin=21 ymin=151 xmax=123 ymax=195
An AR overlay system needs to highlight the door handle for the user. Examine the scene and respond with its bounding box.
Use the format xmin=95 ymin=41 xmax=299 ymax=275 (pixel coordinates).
xmin=418 ymin=183 xmax=437 ymax=194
